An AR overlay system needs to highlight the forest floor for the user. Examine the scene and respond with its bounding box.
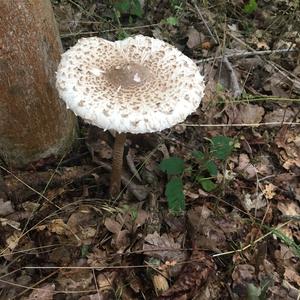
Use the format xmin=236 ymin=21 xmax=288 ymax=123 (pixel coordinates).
xmin=1 ymin=0 xmax=300 ymax=299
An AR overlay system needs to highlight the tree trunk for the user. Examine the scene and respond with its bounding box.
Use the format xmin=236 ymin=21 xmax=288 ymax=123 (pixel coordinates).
xmin=0 ymin=0 xmax=77 ymax=167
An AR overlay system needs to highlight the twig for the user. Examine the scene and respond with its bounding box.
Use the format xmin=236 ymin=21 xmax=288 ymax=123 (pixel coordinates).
xmin=212 ymin=220 xmax=291 ymax=257
xmin=222 ymin=56 xmax=242 ymax=98
xmin=196 ymin=48 xmax=298 ymax=63
xmin=0 ymin=166 xmax=61 ymax=209
xmin=227 ymin=32 xmax=300 ymax=85
xmin=12 ymin=271 xmax=58 ymax=300
xmin=183 ymin=121 xmax=300 ymax=127
xmin=191 ymin=0 xmax=218 ymax=45
xmin=92 ymin=158 xmax=148 ymax=201
xmin=126 ymin=149 xmax=142 ymax=182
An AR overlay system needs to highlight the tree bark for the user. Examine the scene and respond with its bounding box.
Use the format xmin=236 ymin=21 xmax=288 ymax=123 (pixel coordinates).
xmin=0 ymin=0 xmax=77 ymax=167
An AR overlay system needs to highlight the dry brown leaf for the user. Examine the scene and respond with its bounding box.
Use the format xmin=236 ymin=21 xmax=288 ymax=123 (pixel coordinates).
xmin=0 ymin=198 xmax=14 ymax=217
xmin=143 ymin=232 xmax=185 ymax=263
xmin=236 ymin=153 xmax=257 ymax=179
xmin=25 ymin=284 xmax=55 ymax=300
xmin=187 ymin=206 xmax=227 ymax=252
xmin=104 ymin=217 xmax=122 ymax=233
xmin=57 ymin=269 xmax=93 ymax=291
xmin=143 ymin=232 xmax=186 ymax=277
xmin=67 ymin=209 xmax=97 ymax=242
xmin=232 ymin=264 xmax=256 ymax=298
xmin=284 ymin=268 xmax=300 ymax=287
xmin=48 ymin=219 xmax=68 ymax=235
xmin=158 ymin=250 xmax=215 ymax=299
xmin=186 ymin=27 xmax=201 ymax=49
xmin=262 ymin=183 xmax=277 ymax=200
xmin=97 ymin=271 xmax=117 ymax=291
xmin=242 ymin=193 xmax=267 ymax=211
xmin=87 ymin=248 xmax=107 ymax=268
xmin=264 ymin=108 xmax=295 ymax=125
xmin=79 ymin=294 xmax=104 ymax=300
xmin=104 ymin=217 xmax=130 ymax=250
xmin=275 ymin=127 xmax=300 ymax=170
xmin=255 ymin=155 xmax=275 ymax=176
xmin=132 ymin=209 xmax=149 ymax=231
xmin=278 ymin=201 xmax=300 ymax=217
xmin=226 ymin=104 xmax=265 ymax=124
xmin=0 ymin=218 xmax=20 ymax=230
xmin=6 ymin=232 xmax=21 ymax=250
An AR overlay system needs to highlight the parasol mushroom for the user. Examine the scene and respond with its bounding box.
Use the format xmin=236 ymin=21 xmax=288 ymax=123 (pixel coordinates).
xmin=56 ymin=35 xmax=205 ymax=197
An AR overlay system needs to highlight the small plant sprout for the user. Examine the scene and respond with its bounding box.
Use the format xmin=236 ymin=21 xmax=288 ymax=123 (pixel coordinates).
xmin=56 ymin=35 xmax=205 ymax=198
xmin=160 ymin=136 xmax=234 ymax=213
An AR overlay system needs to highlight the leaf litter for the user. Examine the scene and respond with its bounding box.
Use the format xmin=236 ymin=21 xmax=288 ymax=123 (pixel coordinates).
xmin=1 ymin=0 xmax=300 ymax=299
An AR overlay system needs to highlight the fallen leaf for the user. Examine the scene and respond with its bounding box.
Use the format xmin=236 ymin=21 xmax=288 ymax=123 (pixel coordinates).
xmin=67 ymin=208 xmax=97 ymax=242
xmin=158 ymin=250 xmax=215 ymax=299
xmin=187 ymin=206 xmax=227 ymax=252
xmin=186 ymin=27 xmax=201 ymax=49
xmin=226 ymin=104 xmax=265 ymax=124
xmin=48 ymin=219 xmax=68 ymax=235
xmin=232 ymin=264 xmax=256 ymax=299
xmin=236 ymin=153 xmax=257 ymax=179
xmin=6 ymin=232 xmax=21 ymax=250
xmin=255 ymin=155 xmax=275 ymax=176
xmin=25 ymin=283 xmax=55 ymax=300
xmin=242 ymin=192 xmax=267 ymax=211
xmin=284 ymin=268 xmax=300 ymax=286
xmin=0 ymin=218 xmax=20 ymax=230
xmin=277 ymin=201 xmax=300 ymax=217
xmin=275 ymin=127 xmax=300 ymax=170
xmin=262 ymin=183 xmax=277 ymax=200
xmin=79 ymin=294 xmax=104 ymax=300
xmin=57 ymin=269 xmax=93 ymax=291
xmin=104 ymin=217 xmax=122 ymax=233
xmin=104 ymin=217 xmax=130 ymax=250
xmin=264 ymin=108 xmax=295 ymax=125
xmin=143 ymin=232 xmax=185 ymax=263
xmin=0 ymin=198 xmax=14 ymax=217
xmin=97 ymin=271 xmax=117 ymax=291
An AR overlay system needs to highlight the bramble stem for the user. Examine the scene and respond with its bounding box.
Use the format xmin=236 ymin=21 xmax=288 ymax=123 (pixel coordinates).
xmin=110 ymin=132 xmax=126 ymax=198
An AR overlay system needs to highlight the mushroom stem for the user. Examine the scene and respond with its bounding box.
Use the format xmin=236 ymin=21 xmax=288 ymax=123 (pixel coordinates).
xmin=110 ymin=132 xmax=127 ymax=198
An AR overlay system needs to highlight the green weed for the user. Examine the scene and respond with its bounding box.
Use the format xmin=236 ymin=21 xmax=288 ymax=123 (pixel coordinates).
xmin=243 ymin=0 xmax=258 ymax=14
xmin=113 ymin=0 xmax=143 ymax=17
xmin=160 ymin=135 xmax=235 ymax=214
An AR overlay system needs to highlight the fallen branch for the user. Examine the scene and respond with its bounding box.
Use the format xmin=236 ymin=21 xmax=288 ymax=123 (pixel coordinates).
xmin=222 ymin=56 xmax=243 ymax=98
xmin=191 ymin=0 xmax=218 ymax=45
xmin=183 ymin=121 xmax=300 ymax=127
xmin=196 ymin=48 xmax=298 ymax=63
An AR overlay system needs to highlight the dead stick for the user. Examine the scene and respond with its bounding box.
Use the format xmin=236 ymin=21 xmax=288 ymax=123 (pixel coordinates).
xmin=191 ymin=0 xmax=218 ymax=45
xmin=196 ymin=48 xmax=298 ymax=63
xmin=223 ymin=56 xmax=242 ymax=98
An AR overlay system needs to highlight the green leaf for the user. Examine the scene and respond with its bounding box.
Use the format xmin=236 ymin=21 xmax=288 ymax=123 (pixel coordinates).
xmin=165 ymin=16 xmax=178 ymax=26
xmin=130 ymin=0 xmax=143 ymax=17
xmin=205 ymin=160 xmax=218 ymax=176
xmin=160 ymin=157 xmax=184 ymax=176
xmin=165 ymin=177 xmax=185 ymax=214
xmin=114 ymin=0 xmax=143 ymax=17
xmin=210 ymin=136 xmax=234 ymax=161
xmin=192 ymin=150 xmax=205 ymax=160
xmin=243 ymin=0 xmax=257 ymax=14
xmin=116 ymin=30 xmax=130 ymax=40
xmin=246 ymin=283 xmax=261 ymax=300
xmin=197 ymin=176 xmax=217 ymax=192
xmin=114 ymin=0 xmax=130 ymax=13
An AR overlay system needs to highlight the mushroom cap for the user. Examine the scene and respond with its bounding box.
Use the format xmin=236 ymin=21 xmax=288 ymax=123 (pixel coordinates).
xmin=56 ymin=35 xmax=205 ymax=134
